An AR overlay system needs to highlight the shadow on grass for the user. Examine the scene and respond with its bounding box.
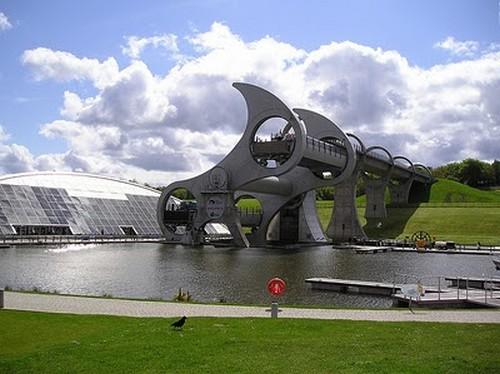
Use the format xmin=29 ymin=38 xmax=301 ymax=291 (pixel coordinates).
xmin=363 ymin=204 xmax=420 ymax=239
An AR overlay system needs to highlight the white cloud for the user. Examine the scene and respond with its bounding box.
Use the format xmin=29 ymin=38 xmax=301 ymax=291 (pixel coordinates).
xmin=11 ymin=23 xmax=500 ymax=185
xmin=434 ymin=36 xmax=479 ymax=57
xmin=76 ymin=61 xmax=176 ymax=127
xmin=21 ymin=48 xmax=119 ymax=89
xmin=122 ymin=34 xmax=179 ymax=59
xmin=0 ymin=12 xmax=12 ymax=31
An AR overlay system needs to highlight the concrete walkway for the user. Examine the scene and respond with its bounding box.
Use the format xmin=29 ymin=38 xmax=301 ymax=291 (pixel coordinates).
xmin=3 ymin=291 xmax=500 ymax=324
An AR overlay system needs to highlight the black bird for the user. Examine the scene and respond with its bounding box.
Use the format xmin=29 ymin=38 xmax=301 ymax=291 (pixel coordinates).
xmin=171 ymin=316 xmax=187 ymax=329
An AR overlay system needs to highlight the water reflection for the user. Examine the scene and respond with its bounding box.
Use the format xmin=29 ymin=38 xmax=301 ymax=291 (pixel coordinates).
xmin=0 ymin=243 xmax=497 ymax=308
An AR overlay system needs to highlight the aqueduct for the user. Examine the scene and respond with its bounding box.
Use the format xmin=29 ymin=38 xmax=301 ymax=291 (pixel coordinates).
xmin=157 ymin=83 xmax=433 ymax=247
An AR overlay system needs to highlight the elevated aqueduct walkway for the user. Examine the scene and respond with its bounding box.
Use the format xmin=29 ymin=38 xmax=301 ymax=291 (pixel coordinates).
xmin=157 ymin=83 xmax=433 ymax=247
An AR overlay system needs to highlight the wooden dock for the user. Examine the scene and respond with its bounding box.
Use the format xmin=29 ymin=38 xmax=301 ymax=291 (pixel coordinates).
xmin=305 ymin=278 xmax=400 ymax=296
xmin=392 ymin=288 xmax=500 ymax=308
xmin=354 ymin=246 xmax=390 ymax=254
xmin=305 ymin=277 xmax=500 ymax=308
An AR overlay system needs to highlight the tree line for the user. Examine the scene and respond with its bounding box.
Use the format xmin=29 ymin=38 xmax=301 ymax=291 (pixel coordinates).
xmin=432 ymin=159 xmax=500 ymax=188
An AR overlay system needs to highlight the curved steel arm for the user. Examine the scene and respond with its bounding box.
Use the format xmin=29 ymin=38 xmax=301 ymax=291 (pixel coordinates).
xmin=347 ymin=133 xmax=366 ymax=154
xmin=393 ymin=155 xmax=415 ymax=174
xmin=414 ymin=163 xmax=433 ymax=179
xmin=365 ymin=145 xmax=394 ymax=166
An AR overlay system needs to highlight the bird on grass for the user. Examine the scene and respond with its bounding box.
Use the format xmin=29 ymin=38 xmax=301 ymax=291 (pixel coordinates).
xmin=171 ymin=316 xmax=187 ymax=330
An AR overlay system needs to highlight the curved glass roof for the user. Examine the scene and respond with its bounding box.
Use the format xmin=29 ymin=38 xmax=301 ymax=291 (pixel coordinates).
xmin=0 ymin=172 xmax=160 ymax=200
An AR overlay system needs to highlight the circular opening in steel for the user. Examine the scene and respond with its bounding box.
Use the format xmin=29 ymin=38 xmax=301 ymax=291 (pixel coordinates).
xmin=162 ymin=187 xmax=198 ymax=235
xmin=250 ymin=117 xmax=295 ymax=168
xmin=236 ymin=195 xmax=262 ymax=234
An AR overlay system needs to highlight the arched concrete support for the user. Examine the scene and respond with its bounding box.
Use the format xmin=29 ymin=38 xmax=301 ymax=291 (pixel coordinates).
xmin=300 ymin=190 xmax=327 ymax=242
xmin=389 ymin=179 xmax=414 ymax=205
xmin=265 ymin=191 xmax=327 ymax=243
xmin=242 ymin=183 xmax=328 ymax=246
xmin=365 ymin=179 xmax=389 ymax=218
xmin=325 ymin=133 xmax=367 ymax=242
xmin=363 ymin=146 xmax=394 ymax=219
xmin=389 ymin=156 xmax=416 ymax=205
xmin=326 ymin=172 xmax=367 ymax=242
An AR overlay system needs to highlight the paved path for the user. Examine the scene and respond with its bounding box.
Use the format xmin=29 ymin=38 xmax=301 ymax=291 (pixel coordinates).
xmin=3 ymin=291 xmax=500 ymax=324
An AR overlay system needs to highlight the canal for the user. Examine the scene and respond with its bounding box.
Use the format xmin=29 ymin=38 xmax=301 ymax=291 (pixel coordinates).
xmin=0 ymin=243 xmax=497 ymax=308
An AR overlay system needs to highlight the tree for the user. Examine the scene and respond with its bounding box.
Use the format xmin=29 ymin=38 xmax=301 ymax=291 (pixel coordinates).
xmin=458 ymin=159 xmax=494 ymax=187
xmin=492 ymin=160 xmax=500 ymax=185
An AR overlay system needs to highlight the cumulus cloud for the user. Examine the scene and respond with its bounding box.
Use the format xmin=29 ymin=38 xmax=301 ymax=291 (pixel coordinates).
xmin=13 ymin=23 xmax=500 ymax=185
xmin=0 ymin=12 xmax=12 ymax=31
xmin=0 ymin=126 xmax=34 ymax=174
xmin=76 ymin=61 xmax=176 ymax=127
xmin=122 ymin=34 xmax=179 ymax=59
xmin=21 ymin=48 xmax=119 ymax=89
xmin=434 ymin=36 xmax=480 ymax=57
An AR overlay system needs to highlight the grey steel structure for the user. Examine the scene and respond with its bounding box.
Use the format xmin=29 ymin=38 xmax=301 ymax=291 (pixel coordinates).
xmin=0 ymin=172 xmax=163 ymax=236
xmin=157 ymin=83 xmax=433 ymax=247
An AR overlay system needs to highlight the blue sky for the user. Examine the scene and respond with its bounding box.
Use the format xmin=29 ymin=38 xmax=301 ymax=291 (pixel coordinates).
xmin=0 ymin=0 xmax=499 ymax=184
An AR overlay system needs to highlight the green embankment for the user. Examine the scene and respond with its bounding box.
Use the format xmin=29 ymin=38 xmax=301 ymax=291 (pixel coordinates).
xmin=326 ymin=179 xmax=500 ymax=244
xmin=239 ymin=179 xmax=500 ymax=244
xmin=0 ymin=310 xmax=498 ymax=373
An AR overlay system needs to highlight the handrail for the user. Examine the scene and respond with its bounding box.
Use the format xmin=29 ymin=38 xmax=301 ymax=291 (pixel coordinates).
xmin=305 ymin=136 xmax=346 ymax=159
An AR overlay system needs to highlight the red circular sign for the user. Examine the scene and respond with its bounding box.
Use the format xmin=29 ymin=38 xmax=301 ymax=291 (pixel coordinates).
xmin=267 ymin=277 xmax=286 ymax=296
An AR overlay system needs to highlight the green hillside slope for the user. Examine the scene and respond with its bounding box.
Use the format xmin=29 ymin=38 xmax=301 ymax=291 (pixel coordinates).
xmin=321 ymin=179 xmax=500 ymax=244
xmin=427 ymin=179 xmax=500 ymax=203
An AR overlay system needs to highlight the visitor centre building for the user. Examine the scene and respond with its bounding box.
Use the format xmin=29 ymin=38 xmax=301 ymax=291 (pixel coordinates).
xmin=0 ymin=172 xmax=168 ymax=236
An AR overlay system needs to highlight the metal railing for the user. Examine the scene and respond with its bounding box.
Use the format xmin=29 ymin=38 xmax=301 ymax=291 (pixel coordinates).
xmin=305 ymin=136 xmax=346 ymax=159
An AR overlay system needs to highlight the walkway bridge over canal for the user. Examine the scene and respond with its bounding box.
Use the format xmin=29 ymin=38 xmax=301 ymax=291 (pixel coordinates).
xmin=157 ymin=83 xmax=433 ymax=247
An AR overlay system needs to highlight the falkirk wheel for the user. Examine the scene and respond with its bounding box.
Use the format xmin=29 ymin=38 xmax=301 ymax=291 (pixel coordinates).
xmin=157 ymin=83 xmax=433 ymax=247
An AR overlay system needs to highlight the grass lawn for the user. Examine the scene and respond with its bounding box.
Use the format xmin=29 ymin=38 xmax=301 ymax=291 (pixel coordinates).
xmin=0 ymin=310 xmax=499 ymax=373
xmin=316 ymin=203 xmax=500 ymax=245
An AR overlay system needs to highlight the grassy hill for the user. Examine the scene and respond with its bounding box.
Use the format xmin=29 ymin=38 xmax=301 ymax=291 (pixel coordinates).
xmin=355 ymin=178 xmax=500 ymax=207
xmin=333 ymin=179 xmax=500 ymax=244
xmin=237 ymin=179 xmax=500 ymax=244
xmin=426 ymin=178 xmax=500 ymax=204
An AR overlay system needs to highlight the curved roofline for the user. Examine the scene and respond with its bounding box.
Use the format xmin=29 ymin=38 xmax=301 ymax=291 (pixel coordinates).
xmin=0 ymin=171 xmax=161 ymax=195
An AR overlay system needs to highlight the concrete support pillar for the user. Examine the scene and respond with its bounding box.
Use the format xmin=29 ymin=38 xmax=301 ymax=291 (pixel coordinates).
xmin=389 ymin=178 xmax=414 ymax=205
xmin=364 ymin=178 xmax=389 ymax=219
xmin=254 ymin=191 xmax=327 ymax=245
xmin=326 ymin=174 xmax=366 ymax=242
xmin=298 ymin=190 xmax=327 ymax=243
xmin=224 ymin=213 xmax=250 ymax=248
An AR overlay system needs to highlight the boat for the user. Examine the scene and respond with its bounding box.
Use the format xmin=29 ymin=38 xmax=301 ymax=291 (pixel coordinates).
xmin=493 ymin=258 xmax=500 ymax=270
